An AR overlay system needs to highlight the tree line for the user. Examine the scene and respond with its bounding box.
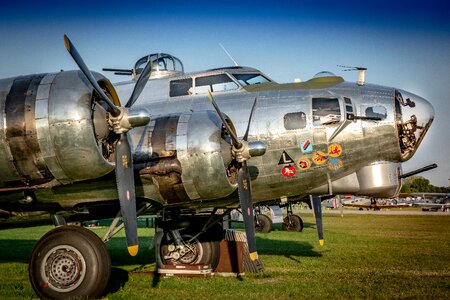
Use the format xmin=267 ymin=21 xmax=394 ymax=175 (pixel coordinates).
xmin=401 ymin=176 xmax=450 ymax=193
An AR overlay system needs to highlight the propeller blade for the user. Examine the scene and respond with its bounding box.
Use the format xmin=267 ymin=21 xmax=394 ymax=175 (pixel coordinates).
xmin=238 ymin=161 xmax=258 ymax=261
xmin=63 ymin=35 xmax=120 ymax=116
xmin=243 ymin=97 xmax=258 ymax=141
xmin=311 ymin=195 xmax=324 ymax=246
xmin=115 ymin=133 xmax=139 ymax=256
xmin=125 ymin=56 xmax=153 ymax=108
xmin=207 ymin=90 xmax=240 ymax=147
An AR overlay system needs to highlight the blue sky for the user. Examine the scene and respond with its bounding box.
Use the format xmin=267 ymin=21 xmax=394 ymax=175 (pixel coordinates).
xmin=1 ymin=0 xmax=449 ymax=186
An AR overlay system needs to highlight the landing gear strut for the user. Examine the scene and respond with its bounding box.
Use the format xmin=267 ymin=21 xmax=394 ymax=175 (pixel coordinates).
xmin=254 ymin=211 xmax=272 ymax=233
xmin=154 ymin=212 xmax=224 ymax=270
xmin=282 ymin=203 xmax=304 ymax=232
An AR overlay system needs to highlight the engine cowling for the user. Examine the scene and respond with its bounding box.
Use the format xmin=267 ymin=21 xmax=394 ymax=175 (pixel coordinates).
xmin=136 ymin=110 xmax=237 ymax=204
xmin=0 ymin=71 xmax=116 ymax=187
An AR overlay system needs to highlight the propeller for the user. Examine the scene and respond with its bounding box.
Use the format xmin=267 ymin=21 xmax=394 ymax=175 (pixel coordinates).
xmin=310 ymin=195 xmax=324 ymax=246
xmin=207 ymin=91 xmax=261 ymax=261
xmin=64 ymin=35 xmax=152 ymax=256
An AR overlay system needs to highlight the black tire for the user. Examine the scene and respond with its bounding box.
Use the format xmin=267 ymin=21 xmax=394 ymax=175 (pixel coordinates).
xmin=282 ymin=215 xmax=303 ymax=232
xmin=155 ymin=223 xmax=221 ymax=270
xmin=255 ymin=214 xmax=272 ymax=233
xmin=29 ymin=225 xmax=111 ymax=299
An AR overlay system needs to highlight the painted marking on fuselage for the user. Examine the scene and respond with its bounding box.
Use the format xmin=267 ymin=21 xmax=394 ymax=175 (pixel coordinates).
xmin=328 ymin=143 xmax=343 ymax=158
xmin=312 ymin=151 xmax=328 ymax=165
xmin=278 ymin=151 xmax=294 ymax=165
xmin=300 ymin=139 xmax=313 ymax=153
xmin=281 ymin=165 xmax=296 ymax=177
xmin=328 ymin=158 xmax=343 ymax=170
xmin=297 ymin=157 xmax=312 ymax=170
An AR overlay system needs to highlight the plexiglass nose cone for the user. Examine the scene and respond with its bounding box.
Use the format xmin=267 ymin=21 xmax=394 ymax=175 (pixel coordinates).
xmin=395 ymin=89 xmax=434 ymax=161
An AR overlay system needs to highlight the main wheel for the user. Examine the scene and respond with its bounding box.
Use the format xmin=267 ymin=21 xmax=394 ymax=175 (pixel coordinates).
xmin=255 ymin=214 xmax=272 ymax=233
xmin=29 ymin=225 xmax=111 ymax=299
xmin=155 ymin=222 xmax=221 ymax=270
xmin=282 ymin=214 xmax=303 ymax=232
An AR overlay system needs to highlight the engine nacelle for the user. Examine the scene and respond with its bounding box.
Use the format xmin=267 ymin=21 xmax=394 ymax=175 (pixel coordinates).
xmin=0 ymin=71 xmax=115 ymax=187
xmin=136 ymin=110 xmax=237 ymax=204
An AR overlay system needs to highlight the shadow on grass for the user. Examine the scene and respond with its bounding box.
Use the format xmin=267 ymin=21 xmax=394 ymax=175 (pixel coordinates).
xmin=107 ymin=237 xmax=155 ymax=266
xmin=0 ymin=235 xmax=320 ymax=263
xmin=255 ymin=236 xmax=321 ymax=258
xmin=0 ymin=234 xmax=320 ymax=295
xmin=0 ymin=240 xmax=35 ymax=263
xmin=271 ymin=222 xmax=316 ymax=231
xmin=0 ymin=217 xmax=53 ymax=230
xmin=103 ymin=267 xmax=129 ymax=296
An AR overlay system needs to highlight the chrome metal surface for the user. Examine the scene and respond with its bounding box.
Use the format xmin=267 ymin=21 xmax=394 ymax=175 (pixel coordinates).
xmin=41 ymin=71 xmax=115 ymax=183
xmin=248 ymin=141 xmax=267 ymax=157
xmin=127 ymin=108 xmax=151 ymax=129
xmin=0 ymin=61 xmax=435 ymax=210
xmin=311 ymin=161 xmax=402 ymax=198
xmin=0 ymin=77 xmax=21 ymax=185
xmin=176 ymin=111 xmax=236 ymax=200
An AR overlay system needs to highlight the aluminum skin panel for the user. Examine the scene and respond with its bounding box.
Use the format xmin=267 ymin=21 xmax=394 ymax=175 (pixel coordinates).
xmin=46 ymin=71 xmax=114 ymax=183
xmin=177 ymin=111 xmax=236 ymax=200
xmin=0 ymin=77 xmax=21 ymax=184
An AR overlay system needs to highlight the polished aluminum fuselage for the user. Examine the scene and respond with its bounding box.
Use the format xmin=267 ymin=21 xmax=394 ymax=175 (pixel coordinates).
xmin=0 ymin=66 xmax=434 ymax=211
xmin=115 ymin=71 xmax=403 ymax=206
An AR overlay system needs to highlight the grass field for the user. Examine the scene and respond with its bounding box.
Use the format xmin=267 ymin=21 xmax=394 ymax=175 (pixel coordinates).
xmin=0 ymin=213 xmax=449 ymax=299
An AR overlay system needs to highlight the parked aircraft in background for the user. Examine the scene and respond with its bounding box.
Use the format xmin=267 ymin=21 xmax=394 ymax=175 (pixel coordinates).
xmin=398 ymin=193 xmax=450 ymax=212
xmin=341 ymin=196 xmax=411 ymax=210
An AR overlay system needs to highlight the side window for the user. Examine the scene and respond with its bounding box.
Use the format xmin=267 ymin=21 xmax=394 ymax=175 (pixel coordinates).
xmin=232 ymin=73 xmax=270 ymax=86
xmin=344 ymin=97 xmax=354 ymax=114
xmin=312 ymin=98 xmax=341 ymax=126
xmin=284 ymin=112 xmax=307 ymax=130
xmin=195 ymin=74 xmax=238 ymax=94
xmin=364 ymin=106 xmax=387 ymax=119
xmin=170 ymin=78 xmax=193 ymax=97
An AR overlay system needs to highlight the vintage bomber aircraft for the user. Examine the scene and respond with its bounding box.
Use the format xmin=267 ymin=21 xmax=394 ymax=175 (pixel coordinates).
xmin=0 ymin=35 xmax=434 ymax=298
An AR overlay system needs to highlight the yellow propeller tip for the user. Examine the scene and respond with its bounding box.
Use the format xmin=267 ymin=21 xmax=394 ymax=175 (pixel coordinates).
xmin=63 ymin=35 xmax=70 ymax=51
xmin=249 ymin=252 xmax=258 ymax=261
xmin=319 ymin=239 xmax=324 ymax=247
xmin=128 ymin=245 xmax=139 ymax=256
xmin=206 ymin=90 xmax=213 ymax=101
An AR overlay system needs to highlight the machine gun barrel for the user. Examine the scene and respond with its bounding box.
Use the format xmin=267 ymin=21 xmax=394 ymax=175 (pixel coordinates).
xmin=399 ymin=163 xmax=437 ymax=179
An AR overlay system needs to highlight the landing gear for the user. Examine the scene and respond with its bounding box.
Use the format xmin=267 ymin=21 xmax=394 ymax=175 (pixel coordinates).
xmin=281 ymin=203 xmax=303 ymax=232
xmin=282 ymin=214 xmax=303 ymax=232
xmin=255 ymin=214 xmax=272 ymax=233
xmin=157 ymin=231 xmax=221 ymax=269
xmin=29 ymin=225 xmax=111 ymax=299
xmin=155 ymin=216 xmax=222 ymax=270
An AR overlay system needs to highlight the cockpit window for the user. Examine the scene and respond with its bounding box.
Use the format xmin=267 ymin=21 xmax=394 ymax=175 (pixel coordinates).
xmin=312 ymin=98 xmax=341 ymax=126
xmin=232 ymin=73 xmax=270 ymax=86
xmin=195 ymin=74 xmax=238 ymax=94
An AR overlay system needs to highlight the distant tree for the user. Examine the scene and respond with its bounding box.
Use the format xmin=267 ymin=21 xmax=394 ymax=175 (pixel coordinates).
xmin=401 ymin=176 xmax=450 ymax=193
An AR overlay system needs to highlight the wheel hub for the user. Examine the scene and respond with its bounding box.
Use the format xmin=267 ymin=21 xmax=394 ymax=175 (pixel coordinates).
xmin=162 ymin=235 xmax=203 ymax=264
xmin=41 ymin=245 xmax=86 ymax=293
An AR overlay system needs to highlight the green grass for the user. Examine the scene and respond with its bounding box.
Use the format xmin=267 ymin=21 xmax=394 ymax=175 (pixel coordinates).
xmin=0 ymin=214 xmax=449 ymax=299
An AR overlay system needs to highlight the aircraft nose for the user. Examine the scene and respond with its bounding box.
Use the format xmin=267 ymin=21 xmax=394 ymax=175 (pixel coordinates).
xmin=395 ymin=89 xmax=434 ymax=161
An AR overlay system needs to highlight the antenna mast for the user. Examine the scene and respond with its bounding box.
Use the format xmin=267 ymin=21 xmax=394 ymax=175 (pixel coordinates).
xmin=219 ymin=43 xmax=239 ymax=67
